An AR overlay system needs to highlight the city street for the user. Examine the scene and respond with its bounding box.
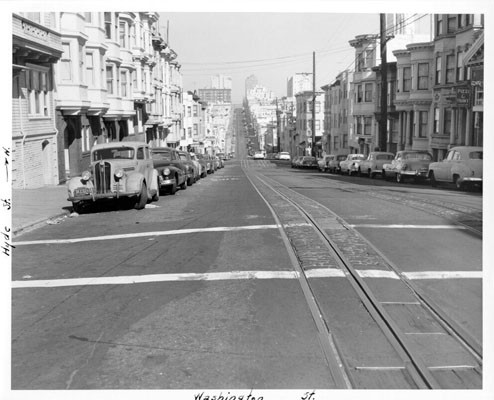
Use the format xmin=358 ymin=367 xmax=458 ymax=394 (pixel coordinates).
xmin=11 ymin=136 xmax=482 ymax=390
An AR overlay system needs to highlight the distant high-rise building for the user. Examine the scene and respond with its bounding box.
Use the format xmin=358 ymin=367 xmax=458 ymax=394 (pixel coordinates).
xmin=287 ymin=73 xmax=312 ymax=97
xmin=211 ymin=74 xmax=232 ymax=89
xmin=245 ymin=75 xmax=258 ymax=97
xmin=198 ymin=88 xmax=231 ymax=103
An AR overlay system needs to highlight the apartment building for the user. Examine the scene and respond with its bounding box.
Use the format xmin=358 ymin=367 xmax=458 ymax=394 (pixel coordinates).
xmin=294 ymin=91 xmax=325 ymax=156
xmin=12 ymin=13 xmax=63 ymax=189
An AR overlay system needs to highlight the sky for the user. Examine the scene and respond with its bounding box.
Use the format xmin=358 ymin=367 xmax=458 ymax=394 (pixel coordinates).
xmin=159 ymin=12 xmax=380 ymax=103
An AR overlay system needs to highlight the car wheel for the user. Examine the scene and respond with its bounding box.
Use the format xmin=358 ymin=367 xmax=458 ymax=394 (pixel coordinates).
xmin=370 ymin=171 xmax=375 ymax=179
xmin=72 ymin=201 xmax=84 ymax=214
xmin=187 ymin=176 xmax=194 ymax=186
xmin=152 ymin=178 xmax=160 ymax=202
xmin=180 ymin=178 xmax=187 ymax=190
xmin=429 ymin=171 xmax=438 ymax=187
xmin=396 ymin=173 xmax=404 ymax=183
xmin=135 ymin=182 xmax=148 ymax=210
xmin=454 ymin=175 xmax=463 ymax=190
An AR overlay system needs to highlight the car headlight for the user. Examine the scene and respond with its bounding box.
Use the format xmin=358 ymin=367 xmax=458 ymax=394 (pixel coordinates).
xmin=401 ymin=164 xmax=408 ymax=171
xmin=162 ymin=168 xmax=171 ymax=176
xmin=114 ymin=169 xmax=124 ymax=179
xmin=81 ymin=170 xmax=91 ymax=181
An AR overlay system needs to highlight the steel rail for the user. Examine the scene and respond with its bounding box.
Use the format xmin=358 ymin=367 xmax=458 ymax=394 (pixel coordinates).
xmin=262 ymin=172 xmax=483 ymax=362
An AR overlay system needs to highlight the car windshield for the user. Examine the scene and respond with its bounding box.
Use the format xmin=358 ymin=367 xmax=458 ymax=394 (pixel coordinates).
xmin=93 ymin=147 xmax=134 ymax=161
xmin=352 ymin=155 xmax=365 ymax=160
xmin=151 ymin=151 xmax=172 ymax=161
xmin=469 ymin=151 xmax=483 ymax=160
xmin=179 ymin=154 xmax=188 ymax=161
xmin=337 ymin=155 xmax=347 ymax=160
xmin=404 ymin=153 xmax=432 ymax=161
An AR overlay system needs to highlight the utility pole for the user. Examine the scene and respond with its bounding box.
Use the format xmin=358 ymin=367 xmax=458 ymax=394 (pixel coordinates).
xmin=312 ymin=51 xmax=316 ymax=157
xmin=275 ymin=97 xmax=281 ymax=152
xmin=379 ymin=14 xmax=388 ymax=152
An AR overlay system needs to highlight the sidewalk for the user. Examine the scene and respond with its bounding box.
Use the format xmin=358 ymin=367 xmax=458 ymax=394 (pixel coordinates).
xmin=12 ymin=184 xmax=71 ymax=237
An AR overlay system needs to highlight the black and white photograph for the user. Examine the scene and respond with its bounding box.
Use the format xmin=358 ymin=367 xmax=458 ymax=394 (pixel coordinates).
xmin=2 ymin=0 xmax=492 ymax=399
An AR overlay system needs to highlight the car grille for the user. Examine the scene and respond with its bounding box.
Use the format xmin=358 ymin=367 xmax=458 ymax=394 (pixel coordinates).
xmin=94 ymin=161 xmax=112 ymax=194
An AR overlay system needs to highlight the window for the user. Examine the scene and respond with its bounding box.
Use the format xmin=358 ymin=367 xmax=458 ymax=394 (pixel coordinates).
xmin=447 ymin=15 xmax=457 ymax=33
xmin=193 ymin=105 xmax=198 ymax=117
xmin=433 ymin=108 xmax=440 ymax=134
xmin=119 ymin=21 xmax=126 ymax=48
xmin=417 ymin=63 xmax=429 ymax=90
xmin=364 ymin=117 xmax=372 ymax=135
xmin=104 ymin=12 xmax=112 ymax=39
xmin=79 ymin=44 xmax=84 ymax=82
xmin=343 ymin=134 xmax=348 ymax=148
xmin=446 ymin=54 xmax=455 ymax=83
xmin=26 ymin=66 xmax=50 ymax=117
xmin=193 ymin=124 xmax=198 ymax=137
xmin=86 ymin=52 xmax=94 ymax=86
xmin=187 ymin=106 xmax=192 ymax=117
xmin=364 ymin=83 xmax=372 ymax=102
xmin=356 ymin=117 xmax=362 ymax=135
xmin=435 ymin=57 xmax=442 ymax=85
xmin=436 ymin=15 xmax=443 ymax=36
xmin=132 ymin=70 xmax=137 ymax=91
xmin=418 ymin=111 xmax=428 ymax=138
xmin=120 ymin=70 xmax=127 ymax=97
xmin=81 ymin=125 xmax=91 ymax=152
xmin=187 ymin=127 xmax=192 ymax=138
xmin=61 ymin=43 xmax=72 ymax=81
xmin=403 ymin=67 xmax=411 ymax=92
xmin=106 ymin=66 xmax=114 ymax=95
xmin=456 ymin=52 xmax=464 ymax=81
xmin=357 ymin=85 xmax=363 ymax=102
xmin=443 ymin=108 xmax=452 ymax=135
xmin=137 ymin=147 xmax=144 ymax=160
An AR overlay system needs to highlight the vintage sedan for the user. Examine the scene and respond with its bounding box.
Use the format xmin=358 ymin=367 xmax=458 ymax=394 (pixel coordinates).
xmin=279 ymin=152 xmax=291 ymax=161
xmin=358 ymin=152 xmax=395 ymax=178
xmin=178 ymin=150 xmax=200 ymax=186
xmin=318 ymin=155 xmax=334 ymax=172
xmin=428 ymin=146 xmax=483 ymax=190
xmin=151 ymin=147 xmax=188 ymax=194
xmin=328 ymin=154 xmax=348 ymax=173
xmin=382 ymin=150 xmax=433 ymax=183
xmin=339 ymin=154 xmax=365 ymax=175
xmin=299 ymin=156 xmax=318 ymax=169
xmin=67 ymin=141 xmax=159 ymax=213
xmin=291 ymin=156 xmax=302 ymax=168
xmin=189 ymin=153 xmax=204 ymax=179
xmin=195 ymin=153 xmax=215 ymax=174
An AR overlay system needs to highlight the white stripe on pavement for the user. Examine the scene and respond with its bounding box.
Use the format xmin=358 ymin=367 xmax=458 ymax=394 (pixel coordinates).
xmin=12 ymin=269 xmax=482 ymax=289
xmin=403 ymin=271 xmax=482 ymax=280
xmin=349 ymin=224 xmax=468 ymax=229
xmin=12 ymin=224 xmax=280 ymax=246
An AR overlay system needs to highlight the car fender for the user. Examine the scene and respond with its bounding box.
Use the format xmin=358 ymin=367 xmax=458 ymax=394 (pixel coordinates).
xmin=150 ymin=169 xmax=159 ymax=192
xmin=67 ymin=176 xmax=94 ymax=196
xmin=126 ymin=171 xmax=145 ymax=192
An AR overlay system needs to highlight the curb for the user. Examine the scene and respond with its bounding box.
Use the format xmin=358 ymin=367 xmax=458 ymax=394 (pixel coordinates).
xmin=13 ymin=211 xmax=71 ymax=238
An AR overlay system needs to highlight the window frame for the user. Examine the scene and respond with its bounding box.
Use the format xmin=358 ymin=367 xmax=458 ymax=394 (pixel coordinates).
xmin=417 ymin=63 xmax=429 ymax=90
xmin=26 ymin=64 xmax=51 ymax=118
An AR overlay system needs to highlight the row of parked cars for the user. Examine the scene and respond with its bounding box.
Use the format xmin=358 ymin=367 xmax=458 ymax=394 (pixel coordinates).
xmin=67 ymin=141 xmax=226 ymax=213
xmin=293 ymin=146 xmax=483 ymax=191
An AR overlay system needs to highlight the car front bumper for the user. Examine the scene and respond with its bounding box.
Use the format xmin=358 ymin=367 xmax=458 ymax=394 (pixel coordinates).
xmin=68 ymin=190 xmax=140 ymax=202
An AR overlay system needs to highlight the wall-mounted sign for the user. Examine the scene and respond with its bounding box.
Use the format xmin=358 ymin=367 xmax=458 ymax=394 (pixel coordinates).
xmin=456 ymin=87 xmax=471 ymax=106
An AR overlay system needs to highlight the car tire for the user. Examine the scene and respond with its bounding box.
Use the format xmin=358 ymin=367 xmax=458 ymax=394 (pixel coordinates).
xmin=370 ymin=171 xmax=375 ymax=179
xmin=151 ymin=179 xmax=160 ymax=202
xmin=135 ymin=182 xmax=148 ymax=210
xmin=187 ymin=176 xmax=194 ymax=186
xmin=72 ymin=201 xmax=84 ymax=214
xmin=454 ymin=175 xmax=463 ymax=190
xmin=429 ymin=171 xmax=438 ymax=187
xmin=396 ymin=173 xmax=404 ymax=183
xmin=180 ymin=178 xmax=187 ymax=190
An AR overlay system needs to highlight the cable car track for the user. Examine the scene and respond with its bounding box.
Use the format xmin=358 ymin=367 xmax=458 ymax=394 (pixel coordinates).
xmin=246 ymin=169 xmax=482 ymax=389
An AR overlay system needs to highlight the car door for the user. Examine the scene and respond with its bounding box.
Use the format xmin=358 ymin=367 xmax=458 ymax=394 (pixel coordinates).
xmin=435 ymin=150 xmax=455 ymax=181
xmin=136 ymin=145 xmax=147 ymax=178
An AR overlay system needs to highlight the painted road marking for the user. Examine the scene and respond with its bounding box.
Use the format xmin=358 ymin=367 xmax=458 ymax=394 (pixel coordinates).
xmin=12 ymin=269 xmax=482 ymax=289
xmin=349 ymin=224 xmax=468 ymax=229
xmin=13 ymin=223 xmax=314 ymax=246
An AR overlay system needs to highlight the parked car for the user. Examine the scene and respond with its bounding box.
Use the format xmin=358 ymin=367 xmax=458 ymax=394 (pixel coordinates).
xmin=358 ymin=152 xmax=395 ymax=178
xmin=67 ymin=141 xmax=159 ymax=212
xmin=196 ymin=153 xmax=214 ymax=174
xmin=279 ymin=152 xmax=291 ymax=161
xmin=339 ymin=154 xmax=365 ymax=175
xmin=291 ymin=156 xmax=302 ymax=168
xmin=191 ymin=153 xmax=208 ymax=178
xmin=177 ymin=150 xmax=200 ymax=186
xmin=428 ymin=146 xmax=483 ymax=190
xmin=214 ymin=155 xmax=224 ymax=169
xmin=254 ymin=151 xmax=265 ymax=160
xmin=189 ymin=153 xmax=204 ymax=180
xmin=299 ymin=156 xmax=319 ymax=169
xmin=317 ymin=155 xmax=333 ymax=172
xmin=382 ymin=150 xmax=433 ymax=183
xmin=328 ymin=154 xmax=348 ymax=173
xmin=151 ymin=147 xmax=188 ymax=194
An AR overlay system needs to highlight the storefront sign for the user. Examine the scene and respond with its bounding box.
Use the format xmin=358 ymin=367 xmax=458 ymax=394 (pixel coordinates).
xmin=456 ymin=87 xmax=471 ymax=106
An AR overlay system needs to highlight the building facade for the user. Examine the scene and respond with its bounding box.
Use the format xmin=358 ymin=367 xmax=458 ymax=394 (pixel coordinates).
xmin=12 ymin=12 xmax=63 ymax=189
xmin=294 ymin=91 xmax=325 ymax=156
